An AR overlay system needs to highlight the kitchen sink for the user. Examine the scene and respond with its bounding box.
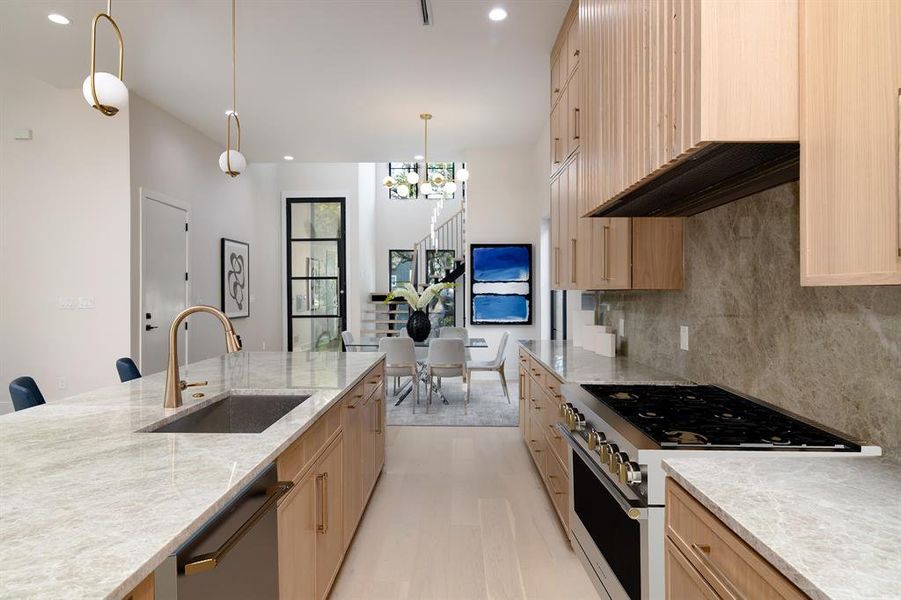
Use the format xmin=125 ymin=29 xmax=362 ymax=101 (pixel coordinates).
xmin=146 ymin=394 xmax=309 ymax=434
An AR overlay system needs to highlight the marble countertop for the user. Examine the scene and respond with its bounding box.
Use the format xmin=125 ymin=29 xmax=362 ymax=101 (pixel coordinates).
xmin=663 ymin=456 xmax=901 ymax=600
xmin=0 ymin=351 xmax=384 ymax=600
xmin=518 ymin=339 xmax=689 ymax=385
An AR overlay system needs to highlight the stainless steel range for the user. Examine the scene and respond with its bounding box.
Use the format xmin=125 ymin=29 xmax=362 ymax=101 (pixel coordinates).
xmin=558 ymin=383 xmax=881 ymax=600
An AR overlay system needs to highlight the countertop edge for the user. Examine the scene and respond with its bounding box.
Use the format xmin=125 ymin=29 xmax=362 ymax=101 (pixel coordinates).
xmin=660 ymin=460 xmax=829 ymax=600
xmin=106 ymin=353 xmax=385 ymax=600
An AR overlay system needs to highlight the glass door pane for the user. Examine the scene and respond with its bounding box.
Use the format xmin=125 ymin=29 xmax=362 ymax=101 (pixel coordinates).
xmin=287 ymin=198 xmax=345 ymax=351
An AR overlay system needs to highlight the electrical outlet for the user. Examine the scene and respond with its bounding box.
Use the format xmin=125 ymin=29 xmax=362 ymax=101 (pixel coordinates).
xmin=57 ymin=377 xmax=67 ymax=390
xmin=680 ymin=326 xmax=689 ymax=351
xmin=619 ymin=318 xmax=625 ymax=337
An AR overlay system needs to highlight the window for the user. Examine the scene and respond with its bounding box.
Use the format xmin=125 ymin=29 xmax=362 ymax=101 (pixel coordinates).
xmin=424 ymin=162 xmax=455 ymax=199
xmin=389 ymin=249 xmax=413 ymax=290
xmin=387 ymin=163 xmax=419 ymax=199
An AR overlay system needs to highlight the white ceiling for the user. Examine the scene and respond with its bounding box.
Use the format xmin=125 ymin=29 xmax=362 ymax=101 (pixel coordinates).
xmin=0 ymin=0 xmax=568 ymax=162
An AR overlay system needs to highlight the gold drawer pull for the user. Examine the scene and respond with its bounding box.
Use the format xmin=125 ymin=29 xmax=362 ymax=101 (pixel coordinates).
xmin=691 ymin=544 xmax=748 ymax=600
xmin=316 ymin=472 xmax=329 ymax=534
xmin=896 ymin=87 xmax=900 ymax=257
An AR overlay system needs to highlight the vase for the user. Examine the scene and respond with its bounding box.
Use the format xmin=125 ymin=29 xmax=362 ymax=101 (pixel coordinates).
xmin=406 ymin=309 xmax=431 ymax=342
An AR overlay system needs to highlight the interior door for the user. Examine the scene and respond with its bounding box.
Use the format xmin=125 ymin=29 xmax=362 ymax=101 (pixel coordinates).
xmin=286 ymin=198 xmax=346 ymax=351
xmin=141 ymin=193 xmax=188 ymax=375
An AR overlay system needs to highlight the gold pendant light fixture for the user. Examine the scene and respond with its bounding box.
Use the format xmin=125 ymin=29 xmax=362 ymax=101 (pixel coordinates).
xmin=219 ymin=0 xmax=246 ymax=177
xmin=383 ymin=113 xmax=470 ymax=199
xmin=82 ymin=0 xmax=128 ymax=116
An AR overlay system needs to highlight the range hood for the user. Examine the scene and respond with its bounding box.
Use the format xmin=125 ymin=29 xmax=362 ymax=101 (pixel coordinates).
xmin=588 ymin=142 xmax=800 ymax=217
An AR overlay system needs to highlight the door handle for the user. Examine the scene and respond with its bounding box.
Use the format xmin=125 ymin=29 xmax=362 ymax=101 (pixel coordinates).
xmin=145 ymin=324 xmax=158 ymax=331
xmin=182 ymin=481 xmax=294 ymax=575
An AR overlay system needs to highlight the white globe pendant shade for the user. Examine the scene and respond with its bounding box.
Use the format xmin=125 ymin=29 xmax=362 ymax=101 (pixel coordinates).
xmin=82 ymin=72 xmax=128 ymax=112
xmin=219 ymin=149 xmax=246 ymax=175
xmin=406 ymin=171 xmax=420 ymax=185
xmin=396 ymin=184 xmax=410 ymax=198
xmin=420 ymin=182 xmax=433 ymax=195
xmin=456 ymin=167 xmax=470 ymax=182
xmin=444 ymin=181 xmax=458 ymax=195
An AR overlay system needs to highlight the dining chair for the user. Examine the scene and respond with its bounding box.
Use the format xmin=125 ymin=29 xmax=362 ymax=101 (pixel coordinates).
xmin=341 ymin=331 xmax=356 ymax=352
xmin=439 ymin=326 xmax=471 ymax=363
xmin=467 ymin=331 xmax=511 ymax=403
xmin=9 ymin=376 xmax=46 ymax=412
xmin=116 ymin=357 xmax=142 ymax=383
xmin=378 ymin=337 xmax=420 ymax=411
xmin=426 ymin=338 xmax=469 ymax=414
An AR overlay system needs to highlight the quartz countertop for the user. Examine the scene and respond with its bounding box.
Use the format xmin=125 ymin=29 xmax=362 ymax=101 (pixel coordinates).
xmin=518 ymin=339 xmax=688 ymax=385
xmin=0 ymin=351 xmax=384 ymax=600
xmin=662 ymin=456 xmax=901 ymax=600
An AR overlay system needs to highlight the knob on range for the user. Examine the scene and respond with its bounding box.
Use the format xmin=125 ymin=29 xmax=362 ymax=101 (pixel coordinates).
xmin=600 ymin=442 xmax=618 ymax=465
xmin=619 ymin=461 xmax=643 ymax=486
xmin=611 ymin=450 xmax=628 ymax=475
xmin=587 ymin=428 xmax=606 ymax=451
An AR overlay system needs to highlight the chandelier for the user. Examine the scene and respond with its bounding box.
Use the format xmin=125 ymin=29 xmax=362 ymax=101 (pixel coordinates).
xmin=383 ymin=113 xmax=470 ymax=199
xmin=219 ymin=0 xmax=246 ymax=177
xmin=82 ymin=0 xmax=128 ymax=116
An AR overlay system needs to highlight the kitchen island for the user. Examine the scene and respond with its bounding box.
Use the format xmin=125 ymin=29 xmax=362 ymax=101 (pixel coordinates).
xmin=0 ymin=351 xmax=385 ymax=600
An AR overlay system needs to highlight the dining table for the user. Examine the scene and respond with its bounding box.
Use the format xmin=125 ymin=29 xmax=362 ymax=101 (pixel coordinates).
xmin=344 ymin=336 xmax=489 ymax=405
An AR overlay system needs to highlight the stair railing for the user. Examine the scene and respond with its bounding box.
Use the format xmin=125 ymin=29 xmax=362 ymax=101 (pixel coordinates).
xmin=411 ymin=207 xmax=465 ymax=288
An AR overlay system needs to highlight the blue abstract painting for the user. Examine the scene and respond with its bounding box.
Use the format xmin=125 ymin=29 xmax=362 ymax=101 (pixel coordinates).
xmin=470 ymin=244 xmax=532 ymax=325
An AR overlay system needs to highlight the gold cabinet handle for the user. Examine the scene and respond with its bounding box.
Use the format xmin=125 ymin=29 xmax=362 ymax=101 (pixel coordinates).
xmin=571 ymin=238 xmax=577 ymax=283
xmin=554 ymin=137 xmax=561 ymax=164
xmin=316 ymin=472 xmax=328 ymax=534
xmin=573 ymin=107 xmax=580 ymax=140
xmin=896 ymin=88 xmax=900 ymax=257
xmin=691 ymin=544 xmax=748 ymax=600
xmin=182 ymin=480 xmax=294 ymax=575
xmin=602 ymin=224 xmax=611 ymax=280
xmin=376 ymin=397 xmax=383 ymax=434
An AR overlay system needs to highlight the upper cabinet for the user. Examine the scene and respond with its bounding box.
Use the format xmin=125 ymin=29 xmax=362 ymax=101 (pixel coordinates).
xmin=800 ymin=0 xmax=901 ymax=286
xmin=580 ymin=0 xmax=800 ymax=217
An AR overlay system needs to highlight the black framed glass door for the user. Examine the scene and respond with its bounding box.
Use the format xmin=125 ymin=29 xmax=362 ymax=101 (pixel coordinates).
xmin=286 ymin=198 xmax=346 ymax=351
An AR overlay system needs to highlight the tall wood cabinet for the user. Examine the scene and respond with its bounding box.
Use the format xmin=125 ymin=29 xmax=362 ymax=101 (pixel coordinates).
xmin=551 ymin=0 xmax=684 ymax=292
xmin=800 ymin=0 xmax=901 ymax=286
xmin=579 ymin=0 xmax=798 ymax=215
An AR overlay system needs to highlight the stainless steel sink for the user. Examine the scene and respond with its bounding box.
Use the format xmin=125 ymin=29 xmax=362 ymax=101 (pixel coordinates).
xmin=146 ymin=395 xmax=309 ymax=434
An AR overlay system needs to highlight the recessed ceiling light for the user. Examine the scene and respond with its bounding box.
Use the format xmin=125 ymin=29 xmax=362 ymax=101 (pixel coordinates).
xmin=488 ymin=7 xmax=507 ymax=21
xmin=414 ymin=155 xmax=425 ymax=161
xmin=283 ymin=155 xmax=294 ymax=161
xmin=48 ymin=13 xmax=70 ymax=25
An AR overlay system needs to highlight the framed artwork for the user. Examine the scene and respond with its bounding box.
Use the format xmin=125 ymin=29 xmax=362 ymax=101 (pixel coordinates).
xmin=221 ymin=238 xmax=250 ymax=318
xmin=470 ymin=243 xmax=532 ymax=325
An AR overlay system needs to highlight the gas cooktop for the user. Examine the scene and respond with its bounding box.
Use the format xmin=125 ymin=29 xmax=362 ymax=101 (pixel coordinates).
xmin=580 ymin=384 xmax=861 ymax=451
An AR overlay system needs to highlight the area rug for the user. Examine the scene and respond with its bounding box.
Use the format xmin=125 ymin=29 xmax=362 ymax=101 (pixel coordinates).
xmin=385 ymin=378 xmax=519 ymax=427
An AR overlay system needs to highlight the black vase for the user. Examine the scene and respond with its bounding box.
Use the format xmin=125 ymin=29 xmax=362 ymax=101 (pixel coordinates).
xmin=406 ymin=309 xmax=431 ymax=342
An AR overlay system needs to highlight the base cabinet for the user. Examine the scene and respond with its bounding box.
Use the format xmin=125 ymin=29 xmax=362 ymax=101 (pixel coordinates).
xmin=276 ymin=360 xmax=385 ymax=600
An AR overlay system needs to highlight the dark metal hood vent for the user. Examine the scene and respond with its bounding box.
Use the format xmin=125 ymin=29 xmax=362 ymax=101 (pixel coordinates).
xmin=588 ymin=142 xmax=800 ymax=217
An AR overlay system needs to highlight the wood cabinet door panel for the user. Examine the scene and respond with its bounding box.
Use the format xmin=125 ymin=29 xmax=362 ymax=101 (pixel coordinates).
xmin=665 ymin=537 xmax=721 ymax=600
xmin=315 ymin=435 xmax=344 ymax=600
xmin=278 ymin=469 xmax=317 ymax=600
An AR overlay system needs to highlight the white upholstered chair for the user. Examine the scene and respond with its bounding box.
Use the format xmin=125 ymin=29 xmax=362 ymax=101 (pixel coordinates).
xmin=466 ymin=331 xmax=511 ymax=403
xmin=378 ymin=337 xmax=420 ymax=410
xmin=341 ymin=331 xmax=356 ymax=352
xmin=426 ymin=338 xmax=469 ymax=413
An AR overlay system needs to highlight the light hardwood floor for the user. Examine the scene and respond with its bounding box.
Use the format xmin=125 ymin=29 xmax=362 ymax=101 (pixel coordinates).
xmin=329 ymin=426 xmax=599 ymax=600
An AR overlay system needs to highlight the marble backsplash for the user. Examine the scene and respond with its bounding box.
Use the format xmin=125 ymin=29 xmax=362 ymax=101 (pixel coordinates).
xmin=599 ymin=182 xmax=901 ymax=454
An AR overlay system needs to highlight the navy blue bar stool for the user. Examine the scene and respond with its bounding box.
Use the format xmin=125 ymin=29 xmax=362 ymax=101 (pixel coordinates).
xmin=9 ymin=377 xmax=46 ymax=412
xmin=116 ymin=358 xmax=142 ymax=383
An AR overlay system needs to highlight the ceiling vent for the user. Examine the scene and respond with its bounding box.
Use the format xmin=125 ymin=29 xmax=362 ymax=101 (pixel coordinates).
xmin=420 ymin=0 xmax=433 ymax=26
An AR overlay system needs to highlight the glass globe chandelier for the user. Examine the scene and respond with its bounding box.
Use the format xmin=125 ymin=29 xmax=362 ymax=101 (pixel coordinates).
xmin=219 ymin=0 xmax=246 ymax=177
xmin=83 ymin=0 xmax=128 ymax=116
xmin=383 ymin=113 xmax=470 ymax=200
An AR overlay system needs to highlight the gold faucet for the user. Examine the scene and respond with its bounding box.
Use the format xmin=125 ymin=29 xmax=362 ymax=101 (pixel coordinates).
xmin=164 ymin=305 xmax=242 ymax=409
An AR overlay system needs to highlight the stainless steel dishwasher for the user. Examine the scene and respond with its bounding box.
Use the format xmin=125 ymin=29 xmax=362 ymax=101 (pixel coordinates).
xmin=154 ymin=464 xmax=293 ymax=600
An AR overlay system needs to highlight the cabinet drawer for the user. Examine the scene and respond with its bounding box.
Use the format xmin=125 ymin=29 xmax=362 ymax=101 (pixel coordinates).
xmin=527 ymin=413 xmax=547 ymax=476
xmin=666 ymin=480 xmax=806 ymax=600
xmin=545 ymin=449 xmax=570 ymax=529
xmin=527 ymin=358 xmax=545 ymax=388
xmin=278 ymin=397 xmax=343 ymax=483
xmin=362 ymin=363 xmax=384 ymax=400
xmin=545 ymin=373 xmax=562 ymax=397
xmin=518 ymin=348 xmax=529 ymax=366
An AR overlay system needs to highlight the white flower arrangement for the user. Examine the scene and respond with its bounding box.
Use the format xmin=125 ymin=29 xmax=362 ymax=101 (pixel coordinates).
xmin=385 ymin=282 xmax=455 ymax=311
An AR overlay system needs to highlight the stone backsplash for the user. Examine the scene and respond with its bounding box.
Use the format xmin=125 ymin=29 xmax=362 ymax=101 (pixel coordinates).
xmin=599 ymin=182 xmax=901 ymax=454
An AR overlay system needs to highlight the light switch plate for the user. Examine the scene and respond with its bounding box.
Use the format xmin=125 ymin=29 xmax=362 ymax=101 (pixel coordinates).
xmin=680 ymin=326 xmax=689 ymax=351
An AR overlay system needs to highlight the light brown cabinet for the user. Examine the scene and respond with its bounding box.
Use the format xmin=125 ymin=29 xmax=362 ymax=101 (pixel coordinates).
xmin=123 ymin=574 xmax=155 ymax=600
xmin=580 ymin=0 xmax=799 ymax=215
xmin=666 ymin=479 xmax=807 ymax=600
xmin=800 ymin=0 xmax=901 ymax=286
xmin=519 ymin=348 xmax=569 ymax=534
xmin=277 ymin=360 xmax=385 ymax=600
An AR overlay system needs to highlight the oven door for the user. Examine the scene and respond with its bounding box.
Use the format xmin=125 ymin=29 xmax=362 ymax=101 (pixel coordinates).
xmin=562 ymin=426 xmax=649 ymax=600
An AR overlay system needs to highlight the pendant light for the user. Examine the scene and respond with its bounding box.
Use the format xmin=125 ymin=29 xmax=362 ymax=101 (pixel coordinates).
xmin=82 ymin=0 xmax=128 ymax=116
xmin=219 ymin=0 xmax=246 ymax=177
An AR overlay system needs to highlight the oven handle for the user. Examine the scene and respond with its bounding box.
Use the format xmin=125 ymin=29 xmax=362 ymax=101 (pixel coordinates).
xmin=558 ymin=423 xmax=647 ymax=520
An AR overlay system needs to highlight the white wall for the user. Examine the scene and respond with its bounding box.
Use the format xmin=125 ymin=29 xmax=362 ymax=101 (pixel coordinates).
xmin=0 ymin=75 xmax=132 ymax=412
xmin=463 ymin=139 xmax=549 ymax=372
xmin=128 ymin=95 xmax=282 ymax=369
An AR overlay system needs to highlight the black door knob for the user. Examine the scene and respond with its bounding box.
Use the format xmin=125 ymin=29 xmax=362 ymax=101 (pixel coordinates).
xmin=145 ymin=324 xmax=158 ymax=331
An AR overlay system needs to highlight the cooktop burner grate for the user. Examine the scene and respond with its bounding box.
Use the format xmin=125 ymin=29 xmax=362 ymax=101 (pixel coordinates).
xmin=580 ymin=384 xmax=860 ymax=451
